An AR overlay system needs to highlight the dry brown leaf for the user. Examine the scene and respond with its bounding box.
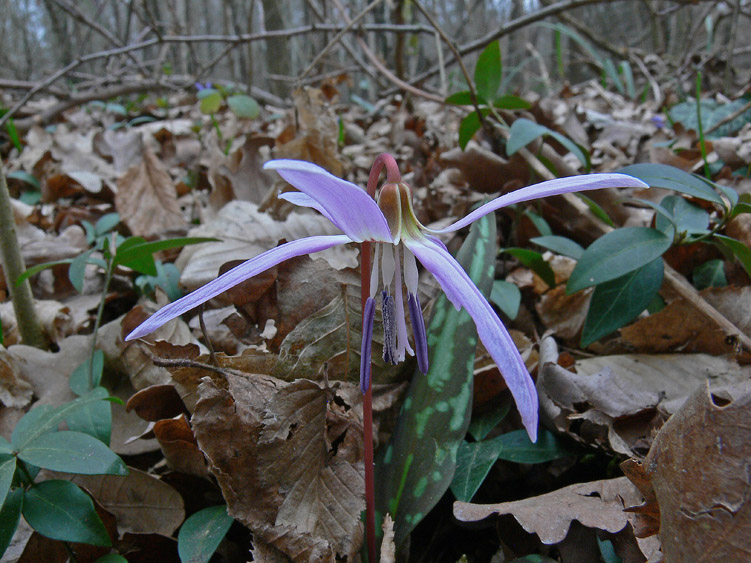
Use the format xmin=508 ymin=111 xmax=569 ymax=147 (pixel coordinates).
xmin=0 ymin=300 xmax=73 ymax=346
xmin=0 ymin=346 xmax=33 ymax=408
xmin=624 ymin=383 xmax=751 ymax=561
xmin=70 ymin=467 xmax=185 ymax=537
xmin=536 ymin=286 xmax=592 ymax=341
xmin=126 ymin=384 xmax=187 ymax=422
xmin=153 ymin=414 xmax=209 ymax=477
xmin=454 ymin=477 xmax=641 ymax=544
xmin=538 ymin=336 xmax=751 ymax=455
xmin=439 ymin=141 xmax=529 ymax=193
xmin=175 ymin=201 xmax=355 ymax=292
xmin=93 ymin=128 xmax=143 ymax=175
xmin=620 ymin=286 xmax=751 ymax=356
xmin=192 ymin=373 xmax=364 ymax=562
xmin=208 ymin=135 xmax=275 ymax=208
xmin=115 ymin=146 xmax=186 ymax=237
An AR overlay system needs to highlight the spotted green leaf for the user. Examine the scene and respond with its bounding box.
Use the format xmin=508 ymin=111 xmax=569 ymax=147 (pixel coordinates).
xmin=376 ymin=212 xmax=496 ymax=547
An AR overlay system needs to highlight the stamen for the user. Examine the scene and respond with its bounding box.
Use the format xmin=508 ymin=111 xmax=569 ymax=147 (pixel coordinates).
xmin=381 ymin=291 xmax=397 ymax=364
xmin=408 ymin=294 xmax=429 ymax=374
xmin=360 ymin=296 xmax=376 ymax=394
xmin=393 ymin=245 xmax=413 ymax=361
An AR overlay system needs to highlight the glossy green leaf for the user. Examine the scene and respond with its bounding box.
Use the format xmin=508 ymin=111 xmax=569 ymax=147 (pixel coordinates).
xmin=567 ymin=227 xmax=671 ymax=293
xmin=459 ymin=111 xmax=483 ymax=150
xmin=501 ymin=248 xmax=556 ymax=288
xmin=468 ymin=399 xmax=510 ymax=441
xmin=617 ymin=163 xmax=723 ymax=204
xmin=18 ymin=431 xmax=127 ymax=475
xmin=7 ymin=170 xmax=40 ymax=190
xmin=490 ymin=280 xmax=520 ymax=320
xmin=199 ymin=90 xmax=222 ymax=114
xmin=377 ymin=212 xmax=496 ymax=547
xmin=581 ymin=257 xmax=664 ymax=347
xmin=493 ymin=95 xmax=531 ymax=110
xmin=23 ymin=480 xmax=111 ymax=546
xmin=450 ymin=439 xmax=503 ymax=502
xmin=70 ymin=350 xmax=105 ymax=395
xmin=693 ymin=259 xmax=727 ymax=290
xmin=114 ymin=237 xmax=218 ymax=276
xmin=0 ymin=457 xmax=16 ymax=509
xmin=0 ymin=488 xmax=23 ymax=558
xmin=494 ymin=429 xmax=573 ymax=463
xmin=12 ymin=387 xmax=109 ymax=450
xmin=507 ymin=118 xmax=589 ymax=170
xmin=530 ymin=235 xmax=584 ymax=260
xmin=714 ymin=235 xmax=751 ymax=277
xmin=445 ymin=90 xmax=473 ymax=105
xmin=474 ymin=41 xmax=501 ymax=103
xmin=177 ymin=505 xmax=234 ymax=563
xmin=227 ymin=94 xmax=260 ymax=119
xmin=654 ymin=195 xmax=709 ymax=238
xmin=0 ymin=437 xmax=12 ymax=455
xmin=66 ymin=399 xmax=112 ymax=445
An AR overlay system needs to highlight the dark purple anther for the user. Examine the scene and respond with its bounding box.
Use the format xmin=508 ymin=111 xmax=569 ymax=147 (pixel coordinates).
xmin=360 ymin=296 xmax=376 ymax=394
xmin=408 ymin=293 xmax=429 ymax=374
xmin=381 ymin=291 xmax=397 ymax=364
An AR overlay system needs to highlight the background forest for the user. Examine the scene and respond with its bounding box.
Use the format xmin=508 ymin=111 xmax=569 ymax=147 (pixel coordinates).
xmin=1 ymin=1 xmax=751 ymax=562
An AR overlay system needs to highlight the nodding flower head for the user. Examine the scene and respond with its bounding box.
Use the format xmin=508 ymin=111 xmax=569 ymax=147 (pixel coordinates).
xmin=125 ymin=155 xmax=648 ymax=442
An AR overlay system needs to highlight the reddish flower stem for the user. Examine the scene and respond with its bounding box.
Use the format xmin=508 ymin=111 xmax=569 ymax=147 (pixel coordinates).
xmin=361 ymin=153 xmax=400 ymax=562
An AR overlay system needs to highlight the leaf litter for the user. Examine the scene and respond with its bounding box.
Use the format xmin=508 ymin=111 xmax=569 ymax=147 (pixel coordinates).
xmin=1 ymin=74 xmax=751 ymax=561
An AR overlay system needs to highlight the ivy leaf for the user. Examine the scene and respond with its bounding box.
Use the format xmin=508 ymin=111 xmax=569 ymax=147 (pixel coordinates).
xmin=177 ymin=505 xmax=234 ymax=563
xmin=692 ymin=259 xmax=727 ymax=290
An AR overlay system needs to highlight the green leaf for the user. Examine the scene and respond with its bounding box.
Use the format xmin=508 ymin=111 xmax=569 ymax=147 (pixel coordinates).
xmin=0 ymin=437 xmax=13 ymax=455
xmin=468 ymin=400 xmax=510 ymax=441
xmin=6 ymin=117 xmax=22 ymax=152
xmin=459 ymin=111 xmax=483 ymax=150
xmin=199 ymin=90 xmax=223 ymax=114
xmin=0 ymin=487 xmax=23 ymax=558
xmin=66 ymin=399 xmax=112 ymax=445
xmin=0 ymin=457 xmax=16 ymax=509
xmin=577 ymin=193 xmax=615 ymax=227
xmin=445 ymin=91 xmax=473 ymax=105
xmin=18 ymin=431 xmax=127 ymax=475
xmin=730 ymin=201 xmax=751 ymax=219
xmin=619 ymin=60 xmax=636 ymax=99
xmin=227 ymin=94 xmax=260 ymax=119
xmin=617 ymin=163 xmax=723 ymax=205
xmin=530 ymin=235 xmax=584 ymax=259
xmin=669 ymin=97 xmax=751 ymax=139
xmin=7 ymin=170 xmax=40 ymax=190
xmin=23 ymin=480 xmax=111 ymax=546
xmin=693 ymin=259 xmax=727 ymax=290
xmin=474 ymin=41 xmax=501 ymax=103
xmin=94 ymin=213 xmax=120 ymax=236
xmin=16 ymin=258 xmax=75 ymax=286
xmin=654 ymin=195 xmax=710 ymax=238
xmin=70 ymin=350 xmax=105 ymax=395
xmin=493 ymin=95 xmax=531 ymax=110
xmin=581 ymin=257 xmax=664 ymax=347
xmin=501 ymin=248 xmax=556 ymax=288
xmin=114 ymin=237 xmax=218 ymax=276
xmin=714 ymin=235 xmax=751 ymax=278
xmin=450 ymin=439 xmax=504 ymax=502
xmin=523 ymin=209 xmax=552 ymax=236
xmin=507 ymin=118 xmax=589 ymax=170
xmin=567 ymin=227 xmax=671 ymax=293
xmin=377 ymin=211 xmax=497 ymax=547
xmin=490 ymin=280 xmax=520 ymax=320
xmin=494 ymin=429 xmax=573 ymax=463
xmin=68 ymin=249 xmax=95 ymax=293
xmin=12 ymin=387 xmax=109 ymax=450
xmin=177 ymin=505 xmax=234 ymax=563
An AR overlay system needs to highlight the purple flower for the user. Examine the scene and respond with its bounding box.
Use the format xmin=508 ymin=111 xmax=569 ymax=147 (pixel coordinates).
xmin=195 ymin=81 xmax=213 ymax=91
xmin=125 ymin=159 xmax=648 ymax=441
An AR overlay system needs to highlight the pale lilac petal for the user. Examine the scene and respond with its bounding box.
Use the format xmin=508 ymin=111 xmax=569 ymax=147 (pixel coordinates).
xmin=430 ymin=173 xmax=649 ymax=234
xmin=278 ymin=191 xmax=340 ymax=229
xmin=406 ymin=237 xmax=539 ymax=441
xmin=264 ymin=159 xmax=393 ymax=243
xmin=126 ymin=234 xmax=351 ymax=341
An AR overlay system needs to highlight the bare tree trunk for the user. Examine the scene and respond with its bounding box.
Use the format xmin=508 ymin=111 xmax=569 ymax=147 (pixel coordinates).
xmin=262 ymin=0 xmax=290 ymax=98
